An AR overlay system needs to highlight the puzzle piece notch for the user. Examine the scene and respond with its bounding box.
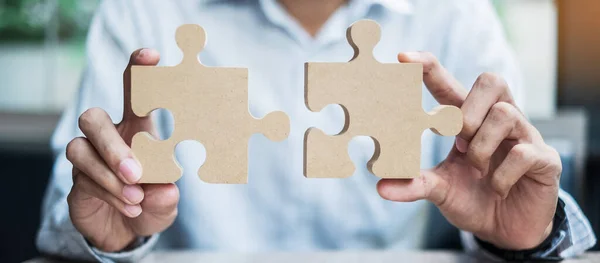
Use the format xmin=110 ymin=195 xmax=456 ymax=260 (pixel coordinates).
xmin=304 ymin=19 xmax=463 ymax=179
xmin=130 ymin=24 xmax=289 ymax=184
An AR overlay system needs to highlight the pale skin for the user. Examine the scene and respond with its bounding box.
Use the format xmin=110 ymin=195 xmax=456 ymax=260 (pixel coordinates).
xmin=65 ymin=0 xmax=561 ymax=252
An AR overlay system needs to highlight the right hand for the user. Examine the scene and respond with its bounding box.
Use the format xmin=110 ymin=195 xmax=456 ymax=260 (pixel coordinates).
xmin=66 ymin=49 xmax=179 ymax=252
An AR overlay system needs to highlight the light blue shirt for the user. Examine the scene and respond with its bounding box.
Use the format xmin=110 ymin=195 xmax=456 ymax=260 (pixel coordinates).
xmin=37 ymin=0 xmax=595 ymax=262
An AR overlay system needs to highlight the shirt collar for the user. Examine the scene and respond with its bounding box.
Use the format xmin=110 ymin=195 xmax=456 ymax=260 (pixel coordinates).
xmin=199 ymin=0 xmax=413 ymax=15
xmin=198 ymin=0 xmax=413 ymax=47
xmin=366 ymin=0 xmax=413 ymax=14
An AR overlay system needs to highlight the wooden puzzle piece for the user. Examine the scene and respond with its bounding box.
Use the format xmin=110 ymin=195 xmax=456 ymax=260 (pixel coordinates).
xmin=304 ymin=20 xmax=463 ymax=179
xmin=131 ymin=24 xmax=289 ymax=184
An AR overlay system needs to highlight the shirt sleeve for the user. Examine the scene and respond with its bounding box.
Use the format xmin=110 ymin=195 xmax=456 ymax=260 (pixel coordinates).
xmin=35 ymin=1 xmax=160 ymax=262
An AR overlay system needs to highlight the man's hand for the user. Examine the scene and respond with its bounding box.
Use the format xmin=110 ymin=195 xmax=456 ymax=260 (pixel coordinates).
xmin=378 ymin=52 xmax=562 ymax=250
xmin=66 ymin=49 xmax=179 ymax=252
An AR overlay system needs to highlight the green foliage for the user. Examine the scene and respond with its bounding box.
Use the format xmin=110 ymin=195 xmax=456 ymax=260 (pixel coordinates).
xmin=0 ymin=0 xmax=99 ymax=42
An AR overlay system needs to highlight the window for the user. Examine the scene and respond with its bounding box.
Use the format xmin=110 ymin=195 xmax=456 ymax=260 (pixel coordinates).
xmin=0 ymin=0 xmax=98 ymax=113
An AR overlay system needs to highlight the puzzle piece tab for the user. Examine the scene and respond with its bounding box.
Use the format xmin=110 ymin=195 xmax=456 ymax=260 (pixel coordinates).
xmin=131 ymin=24 xmax=289 ymax=184
xmin=304 ymin=20 xmax=463 ymax=179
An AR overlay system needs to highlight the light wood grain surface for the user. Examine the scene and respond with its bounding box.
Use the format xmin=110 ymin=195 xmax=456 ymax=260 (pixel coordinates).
xmin=25 ymin=251 xmax=600 ymax=263
xmin=130 ymin=24 xmax=288 ymax=184
xmin=304 ymin=20 xmax=462 ymax=179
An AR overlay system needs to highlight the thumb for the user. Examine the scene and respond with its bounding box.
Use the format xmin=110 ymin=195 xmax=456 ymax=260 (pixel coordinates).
xmin=377 ymin=168 xmax=449 ymax=206
xmin=119 ymin=48 xmax=161 ymax=143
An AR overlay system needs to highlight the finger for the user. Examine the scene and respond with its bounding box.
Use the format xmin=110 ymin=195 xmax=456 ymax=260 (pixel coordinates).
xmin=122 ymin=48 xmax=161 ymax=129
xmin=71 ymin=170 xmax=142 ymax=218
xmin=66 ymin=137 xmax=144 ymax=205
xmin=377 ymin=169 xmax=449 ymax=206
xmin=466 ymin=102 xmax=536 ymax=172
xmin=128 ymin=184 xmax=179 ymax=236
xmin=78 ymin=108 xmax=142 ymax=184
xmin=490 ymin=144 xmax=537 ymax=198
xmin=398 ymin=52 xmax=467 ymax=107
xmin=140 ymin=184 xmax=179 ymax=215
xmin=457 ymin=73 xmax=518 ymax=152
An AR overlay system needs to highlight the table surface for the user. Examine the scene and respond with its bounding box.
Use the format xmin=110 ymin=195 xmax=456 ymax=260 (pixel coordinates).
xmin=25 ymin=251 xmax=600 ymax=263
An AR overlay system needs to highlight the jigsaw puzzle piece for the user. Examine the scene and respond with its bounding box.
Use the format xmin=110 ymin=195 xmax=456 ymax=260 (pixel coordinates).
xmin=304 ymin=19 xmax=462 ymax=179
xmin=130 ymin=24 xmax=289 ymax=184
xmin=304 ymin=128 xmax=354 ymax=178
xmin=198 ymin=108 xmax=289 ymax=184
xmin=132 ymin=132 xmax=182 ymax=183
xmin=369 ymin=106 xmax=462 ymax=178
xmin=304 ymin=52 xmax=423 ymax=179
xmin=424 ymin=105 xmax=464 ymax=136
xmin=250 ymin=111 xmax=290 ymax=142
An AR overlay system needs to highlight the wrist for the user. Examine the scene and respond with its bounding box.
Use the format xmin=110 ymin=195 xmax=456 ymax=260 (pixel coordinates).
xmin=86 ymin=233 xmax=137 ymax=252
xmin=474 ymin=199 xmax=568 ymax=261
xmin=478 ymin=220 xmax=554 ymax=250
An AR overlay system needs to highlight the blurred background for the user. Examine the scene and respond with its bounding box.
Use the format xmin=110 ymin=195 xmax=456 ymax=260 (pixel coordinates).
xmin=0 ymin=0 xmax=599 ymax=262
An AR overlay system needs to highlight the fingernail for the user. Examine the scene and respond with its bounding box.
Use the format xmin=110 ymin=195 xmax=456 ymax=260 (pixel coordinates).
xmin=455 ymin=137 xmax=468 ymax=153
xmin=122 ymin=185 xmax=144 ymax=204
xmin=137 ymin=48 xmax=148 ymax=59
xmin=120 ymin=158 xmax=142 ymax=183
xmin=124 ymin=204 xmax=142 ymax=217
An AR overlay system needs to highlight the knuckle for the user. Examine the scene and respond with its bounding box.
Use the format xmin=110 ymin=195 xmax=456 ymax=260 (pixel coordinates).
xmin=467 ymin=143 xmax=487 ymax=169
xmin=422 ymin=51 xmax=436 ymax=62
xmin=100 ymin=141 xmax=118 ymax=159
xmin=467 ymin=139 xmax=480 ymax=154
xmin=476 ymin=72 xmax=507 ymax=90
xmin=546 ymin=146 xmax=563 ymax=175
xmin=489 ymin=102 xmax=516 ymax=122
xmin=548 ymin=145 xmax=561 ymax=160
xmin=475 ymin=72 xmax=494 ymax=87
xmin=551 ymin=161 xmax=563 ymax=177
xmin=421 ymin=174 xmax=441 ymax=206
xmin=509 ymin=144 xmax=531 ymax=160
xmin=491 ymin=176 xmax=510 ymax=198
xmin=461 ymin=116 xmax=479 ymax=138
xmin=160 ymin=184 xmax=180 ymax=210
xmin=104 ymin=143 xmax=131 ymax=169
xmin=66 ymin=137 xmax=88 ymax=162
xmin=422 ymin=51 xmax=434 ymax=57
xmin=431 ymin=84 xmax=455 ymax=102
xmin=78 ymin=107 xmax=107 ymax=130
xmin=421 ymin=52 xmax=440 ymax=69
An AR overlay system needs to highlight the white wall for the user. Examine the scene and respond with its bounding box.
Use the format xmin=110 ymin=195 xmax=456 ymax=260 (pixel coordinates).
xmin=499 ymin=0 xmax=558 ymax=119
xmin=0 ymin=43 xmax=84 ymax=112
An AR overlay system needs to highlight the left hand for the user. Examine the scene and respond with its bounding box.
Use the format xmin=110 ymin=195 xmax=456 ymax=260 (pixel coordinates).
xmin=378 ymin=52 xmax=562 ymax=250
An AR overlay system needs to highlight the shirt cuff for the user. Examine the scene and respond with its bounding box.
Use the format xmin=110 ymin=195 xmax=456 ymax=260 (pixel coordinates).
xmin=88 ymin=234 xmax=160 ymax=263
